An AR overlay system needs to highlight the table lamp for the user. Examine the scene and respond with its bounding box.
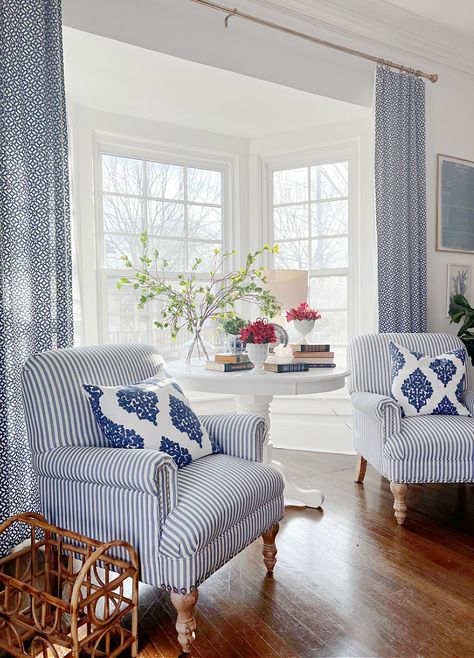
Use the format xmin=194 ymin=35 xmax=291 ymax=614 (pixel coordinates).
xmin=266 ymin=269 xmax=309 ymax=328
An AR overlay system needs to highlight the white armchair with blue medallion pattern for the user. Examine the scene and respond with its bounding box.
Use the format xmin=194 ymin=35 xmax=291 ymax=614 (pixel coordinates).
xmin=21 ymin=344 xmax=284 ymax=654
xmin=348 ymin=333 xmax=474 ymax=525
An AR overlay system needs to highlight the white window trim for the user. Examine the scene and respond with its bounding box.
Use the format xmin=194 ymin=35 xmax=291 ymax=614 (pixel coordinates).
xmin=260 ymin=140 xmax=361 ymax=343
xmin=83 ymin=133 xmax=238 ymax=346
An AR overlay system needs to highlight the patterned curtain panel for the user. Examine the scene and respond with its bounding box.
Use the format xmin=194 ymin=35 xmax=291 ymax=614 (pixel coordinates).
xmin=0 ymin=0 xmax=73 ymax=556
xmin=374 ymin=65 xmax=427 ymax=332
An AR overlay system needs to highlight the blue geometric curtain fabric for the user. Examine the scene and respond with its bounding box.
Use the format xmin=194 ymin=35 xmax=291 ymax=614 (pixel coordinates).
xmin=374 ymin=65 xmax=427 ymax=333
xmin=0 ymin=0 xmax=73 ymax=556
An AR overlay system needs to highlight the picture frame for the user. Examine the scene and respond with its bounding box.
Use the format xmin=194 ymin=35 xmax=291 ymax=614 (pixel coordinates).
xmin=437 ymin=154 xmax=474 ymax=253
xmin=447 ymin=263 xmax=471 ymax=316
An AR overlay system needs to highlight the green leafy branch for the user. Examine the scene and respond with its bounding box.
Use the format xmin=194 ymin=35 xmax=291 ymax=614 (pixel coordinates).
xmin=117 ymin=232 xmax=280 ymax=342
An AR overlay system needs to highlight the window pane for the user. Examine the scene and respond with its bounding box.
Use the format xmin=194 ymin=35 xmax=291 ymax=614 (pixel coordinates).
xmin=148 ymin=200 xmax=185 ymax=237
xmin=151 ymin=238 xmax=185 ymax=271
xmin=104 ymin=233 xmax=142 ymax=268
xmin=313 ymin=310 xmax=347 ymax=345
xmin=102 ymin=155 xmax=143 ymax=195
xmin=273 ymin=168 xmax=308 ymax=205
xmin=311 ymin=162 xmax=348 ymax=200
xmin=188 ymin=241 xmax=221 ymax=272
xmin=147 ymin=162 xmax=184 ymax=200
xmin=275 ymin=240 xmax=309 ymax=269
xmin=188 ymin=205 xmax=222 ymax=240
xmin=106 ymin=279 xmax=151 ymax=344
xmin=103 ymin=195 xmax=143 ymax=235
xmin=312 ymin=200 xmax=348 ymax=237
xmin=310 ymin=275 xmax=347 ymax=309
xmin=187 ymin=168 xmax=222 ymax=204
xmin=311 ymin=237 xmax=348 ymax=269
xmin=274 ymin=204 xmax=308 ymax=240
xmin=107 ymin=278 xmax=140 ymax=313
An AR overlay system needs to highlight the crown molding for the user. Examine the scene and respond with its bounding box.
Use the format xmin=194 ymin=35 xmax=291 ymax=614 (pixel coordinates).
xmin=241 ymin=0 xmax=474 ymax=77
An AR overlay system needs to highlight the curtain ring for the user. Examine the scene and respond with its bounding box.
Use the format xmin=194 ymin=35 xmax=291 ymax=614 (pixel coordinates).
xmin=224 ymin=10 xmax=236 ymax=27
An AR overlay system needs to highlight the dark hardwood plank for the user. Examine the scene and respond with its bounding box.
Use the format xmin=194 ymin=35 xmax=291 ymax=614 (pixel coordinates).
xmin=136 ymin=450 xmax=474 ymax=658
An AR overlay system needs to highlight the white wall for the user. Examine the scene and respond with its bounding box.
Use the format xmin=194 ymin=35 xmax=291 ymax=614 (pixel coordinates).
xmin=426 ymin=70 xmax=474 ymax=332
xmin=63 ymin=0 xmax=474 ymax=335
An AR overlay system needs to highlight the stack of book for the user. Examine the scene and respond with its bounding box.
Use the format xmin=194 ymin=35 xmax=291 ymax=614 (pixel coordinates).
xmin=205 ymin=353 xmax=254 ymax=372
xmin=289 ymin=343 xmax=336 ymax=368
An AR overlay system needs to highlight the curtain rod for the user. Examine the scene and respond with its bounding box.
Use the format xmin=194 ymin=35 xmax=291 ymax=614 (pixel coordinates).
xmin=191 ymin=0 xmax=439 ymax=83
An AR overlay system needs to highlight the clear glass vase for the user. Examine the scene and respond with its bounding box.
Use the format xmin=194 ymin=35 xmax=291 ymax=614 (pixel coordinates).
xmin=179 ymin=330 xmax=215 ymax=364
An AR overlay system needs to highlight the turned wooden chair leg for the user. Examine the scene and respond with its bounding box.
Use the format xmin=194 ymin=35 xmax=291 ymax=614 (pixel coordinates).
xmin=354 ymin=454 xmax=367 ymax=483
xmin=261 ymin=522 xmax=279 ymax=573
xmin=171 ymin=589 xmax=199 ymax=655
xmin=390 ymin=482 xmax=408 ymax=525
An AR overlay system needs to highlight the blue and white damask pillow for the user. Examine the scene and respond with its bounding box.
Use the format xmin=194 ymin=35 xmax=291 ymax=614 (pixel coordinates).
xmin=83 ymin=371 xmax=219 ymax=467
xmin=389 ymin=342 xmax=470 ymax=418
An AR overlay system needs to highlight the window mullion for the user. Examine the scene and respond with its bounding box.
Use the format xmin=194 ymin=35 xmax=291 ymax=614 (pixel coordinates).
xmin=184 ymin=166 xmax=189 ymax=271
xmin=307 ymin=166 xmax=312 ymax=272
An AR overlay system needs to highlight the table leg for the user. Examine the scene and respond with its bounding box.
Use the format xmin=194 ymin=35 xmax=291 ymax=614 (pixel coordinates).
xmin=237 ymin=395 xmax=324 ymax=509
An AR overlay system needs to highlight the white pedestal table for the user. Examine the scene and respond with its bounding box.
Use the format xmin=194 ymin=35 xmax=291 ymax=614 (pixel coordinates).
xmin=167 ymin=361 xmax=349 ymax=508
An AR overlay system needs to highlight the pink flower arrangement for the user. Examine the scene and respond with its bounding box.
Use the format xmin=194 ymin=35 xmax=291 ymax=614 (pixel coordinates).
xmin=240 ymin=318 xmax=276 ymax=344
xmin=286 ymin=302 xmax=321 ymax=322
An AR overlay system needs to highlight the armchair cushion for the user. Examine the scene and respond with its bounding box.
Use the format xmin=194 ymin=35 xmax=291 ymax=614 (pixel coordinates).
xmin=83 ymin=373 xmax=219 ymax=467
xmin=159 ymin=454 xmax=284 ymax=559
xmin=385 ymin=415 xmax=474 ymax=462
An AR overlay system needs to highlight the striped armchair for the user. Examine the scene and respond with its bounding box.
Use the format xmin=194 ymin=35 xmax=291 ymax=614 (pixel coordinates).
xmin=348 ymin=333 xmax=474 ymax=525
xmin=21 ymin=344 xmax=284 ymax=654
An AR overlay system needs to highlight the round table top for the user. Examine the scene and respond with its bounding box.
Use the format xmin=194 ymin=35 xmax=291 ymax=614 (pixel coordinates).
xmin=167 ymin=360 xmax=350 ymax=396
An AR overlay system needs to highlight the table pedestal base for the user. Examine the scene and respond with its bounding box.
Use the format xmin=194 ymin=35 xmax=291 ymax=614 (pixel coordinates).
xmin=237 ymin=394 xmax=324 ymax=509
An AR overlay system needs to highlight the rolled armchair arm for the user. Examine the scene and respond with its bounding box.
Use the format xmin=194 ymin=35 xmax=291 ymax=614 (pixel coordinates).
xmin=35 ymin=445 xmax=178 ymax=507
xmin=351 ymin=391 xmax=402 ymax=437
xmin=461 ymin=389 xmax=474 ymax=415
xmin=199 ymin=413 xmax=266 ymax=462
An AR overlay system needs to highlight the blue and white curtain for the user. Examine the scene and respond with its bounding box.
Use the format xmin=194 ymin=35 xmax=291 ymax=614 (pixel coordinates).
xmin=374 ymin=65 xmax=427 ymax=333
xmin=0 ymin=0 xmax=73 ymax=555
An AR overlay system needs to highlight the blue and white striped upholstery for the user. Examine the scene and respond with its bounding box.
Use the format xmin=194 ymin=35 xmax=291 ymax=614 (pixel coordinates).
xmin=349 ymin=333 xmax=474 ymax=484
xmin=22 ymin=344 xmax=165 ymax=452
xmin=21 ymin=345 xmax=284 ymax=591
xmin=160 ymin=454 xmax=283 ymax=558
xmin=200 ymin=414 xmax=266 ymax=462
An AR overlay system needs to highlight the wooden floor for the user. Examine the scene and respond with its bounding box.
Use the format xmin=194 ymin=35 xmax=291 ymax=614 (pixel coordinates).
xmin=133 ymin=450 xmax=474 ymax=658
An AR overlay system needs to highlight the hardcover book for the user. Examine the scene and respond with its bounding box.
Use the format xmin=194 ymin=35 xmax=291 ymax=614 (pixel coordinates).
xmin=294 ymin=357 xmax=334 ymax=364
xmin=304 ymin=363 xmax=337 ymax=368
xmin=214 ymin=353 xmax=250 ymax=364
xmin=289 ymin=344 xmax=330 ymax=352
xmin=263 ymin=362 xmax=309 ymax=373
xmin=205 ymin=361 xmax=254 ymax=372
xmin=293 ymin=351 xmax=334 ymax=359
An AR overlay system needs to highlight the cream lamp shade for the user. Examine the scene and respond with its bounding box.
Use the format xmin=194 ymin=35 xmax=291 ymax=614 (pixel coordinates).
xmin=266 ymin=270 xmax=309 ymax=311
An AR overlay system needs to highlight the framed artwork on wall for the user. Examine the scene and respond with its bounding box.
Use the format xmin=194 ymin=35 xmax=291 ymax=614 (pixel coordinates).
xmin=447 ymin=263 xmax=471 ymax=315
xmin=437 ymin=154 xmax=474 ymax=253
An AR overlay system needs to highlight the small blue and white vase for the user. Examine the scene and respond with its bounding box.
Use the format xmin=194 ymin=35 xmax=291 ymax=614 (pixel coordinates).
xmin=227 ymin=334 xmax=244 ymax=354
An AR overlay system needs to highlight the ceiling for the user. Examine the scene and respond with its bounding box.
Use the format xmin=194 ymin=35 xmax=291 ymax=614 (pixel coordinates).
xmin=382 ymin=0 xmax=474 ymax=39
xmin=63 ymin=27 xmax=370 ymax=140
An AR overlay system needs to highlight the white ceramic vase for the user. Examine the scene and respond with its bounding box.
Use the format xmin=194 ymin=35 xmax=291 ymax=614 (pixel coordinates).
xmin=293 ymin=319 xmax=315 ymax=345
xmin=246 ymin=343 xmax=269 ymax=375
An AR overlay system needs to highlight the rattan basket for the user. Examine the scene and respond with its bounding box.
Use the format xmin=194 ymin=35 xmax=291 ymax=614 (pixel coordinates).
xmin=0 ymin=513 xmax=138 ymax=657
